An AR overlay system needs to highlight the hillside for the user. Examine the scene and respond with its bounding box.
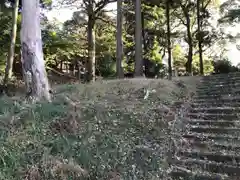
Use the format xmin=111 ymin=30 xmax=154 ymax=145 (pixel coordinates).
xmin=0 ymin=77 xmax=199 ymax=179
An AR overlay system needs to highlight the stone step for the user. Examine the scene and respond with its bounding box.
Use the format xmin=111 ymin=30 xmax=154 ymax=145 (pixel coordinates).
xmin=189 ymin=125 xmax=240 ymax=135
xmin=170 ymin=166 xmax=230 ymax=180
xmin=193 ymin=98 xmax=240 ymax=104
xmin=201 ymin=76 xmax=240 ymax=80
xmin=188 ymin=113 xmax=239 ymax=120
xmin=198 ymin=82 xmax=240 ymax=88
xmin=196 ymin=90 xmax=240 ymax=96
xmin=201 ymin=76 xmax=240 ymax=81
xmin=187 ymin=119 xmax=240 ymax=127
xmin=199 ymin=81 xmax=240 ymax=86
xmin=190 ymin=107 xmax=240 ymax=114
xmin=197 ymin=86 xmax=240 ymax=92
xmin=183 ymin=132 xmax=240 ymax=142
xmin=191 ymin=102 xmax=240 ymax=108
xmin=202 ymin=72 xmax=240 ymax=79
xmin=188 ymin=139 xmax=240 ymax=152
xmin=195 ymin=94 xmax=227 ymax=99
xmin=178 ymin=149 xmax=240 ymax=165
xmin=194 ymin=94 xmax=240 ymax=100
xmin=174 ymin=157 xmax=240 ymax=176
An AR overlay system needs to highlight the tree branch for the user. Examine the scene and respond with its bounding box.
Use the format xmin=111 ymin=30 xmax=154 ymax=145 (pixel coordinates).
xmin=95 ymin=0 xmax=116 ymax=15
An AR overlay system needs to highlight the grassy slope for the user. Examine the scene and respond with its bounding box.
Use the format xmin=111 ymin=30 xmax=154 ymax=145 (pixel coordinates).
xmin=0 ymin=77 xmax=200 ymax=180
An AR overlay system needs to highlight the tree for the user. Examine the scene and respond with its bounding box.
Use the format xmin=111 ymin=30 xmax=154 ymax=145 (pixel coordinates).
xmin=172 ymin=43 xmax=214 ymax=75
xmin=166 ymin=0 xmax=172 ymax=79
xmin=174 ymin=0 xmax=196 ymax=75
xmin=219 ymin=0 xmax=240 ymax=23
xmin=123 ymin=1 xmax=168 ymax=77
xmin=21 ymin=0 xmax=51 ymax=101
xmin=134 ymin=0 xmax=143 ymax=77
xmin=196 ymin=0 xmax=204 ymax=75
xmin=86 ymin=0 xmax=96 ymax=81
xmin=3 ymin=0 xmax=19 ymax=85
xmin=196 ymin=0 xmax=220 ymax=75
xmin=172 ymin=44 xmax=186 ymax=75
xmin=116 ymin=0 xmax=124 ymax=78
xmin=60 ymin=0 xmax=117 ymax=81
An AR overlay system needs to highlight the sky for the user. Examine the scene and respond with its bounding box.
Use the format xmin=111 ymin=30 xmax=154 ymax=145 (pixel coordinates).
xmin=46 ymin=1 xmax=240 ymax=66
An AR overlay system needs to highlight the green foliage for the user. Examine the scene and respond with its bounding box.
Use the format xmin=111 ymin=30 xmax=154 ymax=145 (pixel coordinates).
xmin=192 ymin=55 xmax=214 ymax=75
xmin=0 ymin=0 xmax=234 ymax=80
xmin=172 ymin=44 xmax=186 ymax=72
xmin=213 ymin=59 xmax=239 ymax=74
xmin=145 ymin=36 xmax=162 ymax=63
xmin=172 ymin=44 xmax=214 ymax=75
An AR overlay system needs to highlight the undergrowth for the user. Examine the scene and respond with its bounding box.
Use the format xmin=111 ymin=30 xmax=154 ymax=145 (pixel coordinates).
xmin=0 ymin=77 xmax=199 ymax=180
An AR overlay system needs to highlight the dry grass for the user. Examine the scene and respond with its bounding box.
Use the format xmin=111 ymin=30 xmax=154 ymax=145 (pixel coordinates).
xmin=0 ymin=77 xmax=200 ymax=180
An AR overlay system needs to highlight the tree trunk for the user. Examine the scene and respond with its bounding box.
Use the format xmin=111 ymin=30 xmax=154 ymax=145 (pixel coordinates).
xmin=186 ymin=14 xmax=193 ymax=75
xmin=87 ymin=11 xmax=96 ymax=82
xmin=134 ymin=0 xmax=143 ymax=77
xmin=21 ymin=0 xmax=51 ymax=101
xmin=4 ymin=0 xmax=19 ymax=85
xmin=166 ymin=0 xmax=172 ymax=80
xmin=116 ymin=0 xmax=124 ymax=78
xmin=197 ymin=0 xmax=204 ymax=75
xmin=142 ymin=11 xmax=147 ymax=55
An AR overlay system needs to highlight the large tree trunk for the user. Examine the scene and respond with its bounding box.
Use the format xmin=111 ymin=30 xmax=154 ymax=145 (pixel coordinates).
xmin=21 ymin=0 xmax=51 ymax=101
xmin=116 ymin=0 xmax=124 ymax=78
xmin=134 ymin=0 xmax=143 ymax=77
xmin=87 ymin=12 xmax=96 ymax=82
xmin=4 ymin=0 xmax=19 ymax=85
xmin=197 ymin=0 xmax=204 ymax=75
xmin=186 ymin=14 xmax=193 ymax=75
xmin=166 ymin=0 xmax=172 ymax=80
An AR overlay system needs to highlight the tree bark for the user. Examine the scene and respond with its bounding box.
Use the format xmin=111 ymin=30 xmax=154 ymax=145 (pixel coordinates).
xmin=21 ymin=0 xmax=51 ymax=101
xmin=186 ymin=13 xmax=193 ymax=75
xmin=134 ymin=0 xmax=143 ymax=77
xmin=116 ymin=0 xmax=124 ymax=78
xmin=4 ymin=0 xmax=19 ymax=85
xmin=166 ymin=0 xmax=172 ymax=80
xmin=86 ymin=3 xmax=96 ymax=82
xmin=197 ymin=0 xmax=204 ymax=75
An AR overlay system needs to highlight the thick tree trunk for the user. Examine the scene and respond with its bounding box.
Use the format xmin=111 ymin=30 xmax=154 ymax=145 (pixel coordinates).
xmin=21 ymin=0 xmax=51 ymax=101
xmin=186 ymin=14 xmax=193 ymax=75
xmin=166 ymin=0 xmax=172 ymax=80
xmin=197 ymin=0 xmax=204 ymax=75
xmin=87 ymin=12 xmax=96 ymax=82
xmin=4 ymin=0 xmax=19 ymax=85
xmin=134 ymin=0 xmax=143 ymax=77
xmin=116 ymin=0 xmax=124 ymax=78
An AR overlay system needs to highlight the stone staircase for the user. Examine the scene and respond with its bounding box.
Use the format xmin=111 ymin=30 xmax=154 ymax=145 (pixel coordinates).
xmin=170 ymin=73 xmax=240 ymax=180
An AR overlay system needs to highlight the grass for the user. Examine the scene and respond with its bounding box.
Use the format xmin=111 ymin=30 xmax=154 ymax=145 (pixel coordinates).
xmin=0 ymin=77 xmax=200 ymax=180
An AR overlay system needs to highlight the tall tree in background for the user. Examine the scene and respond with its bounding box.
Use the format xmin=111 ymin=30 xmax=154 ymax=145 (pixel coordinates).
xmin=197 ymin=0 xmax=204 ymax=75
xmin=176 ymin=0 xmax=196 ymax=75
xmin=166 ymin=0 xmax=172 ymax=79
xmin=196 ymin=0 xmax=218 ymax=75
xmin=86 ymin=0 xmax=96 ymax=81
xmin=134 ymin=0 xmax=143 ymax=77
xmin=3 ymin=0 xmax=19 ymax=85
xmin=116 ymin=0 xmax=124 ymax=78
xmin=21 ymin=0 xmax=51 ymax=101
xmin=65 ymin=0 xmax=116 ymax=81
